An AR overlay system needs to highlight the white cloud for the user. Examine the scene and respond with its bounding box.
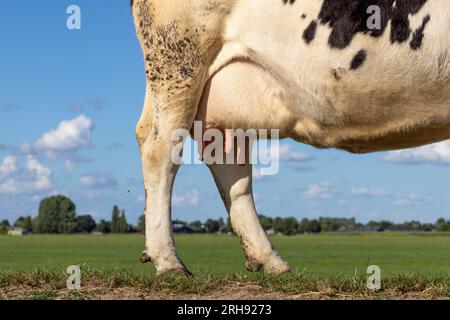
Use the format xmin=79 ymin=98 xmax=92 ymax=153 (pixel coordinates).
xmin=276 ymin=144 xmax=313 ymax=162
xmin=393 ymin=193 xmax=429 ymax=206
xmin=80 ymin=176 xmax=96 ymax=186
xmin=173 ymin=189 xmax=199 ymax=207
xmin=278 ymin=144 xmax=294 ymax=160
xmin=303 ymin=181 xmax=337 ymax=199
xmin=26 ymin=155 xmax=52 ymax=191
xmin=253 ymin=167 xmax=264 ymax=180
xmin=0 ymin=155 xmax=17 ymax=176
xmin=68 ymin=104 xmax=84 ymax=113
xmin=271 ymin=195 xmax=281 ymax=203
xmin=26 ymin=155 xmax=51 ymax=176
xmin=253 ymin=143 xmax=308 ymax=161
xmin=383 ymin=141 xmax=450 ymax=165
xmin=252 ymin=167 xmax=277 ymax=181
xmin=86 ymin=190 xmax=102 ymax=199
xmin=253 ymin=143 xmax=313 ymax=173
xmin=29 ymin=115 xmax=94 ymax=155
xmin=64 ymin=160 xmax=75 ymax=172
xmin=0 ymin=101 xmax=21 ymax=112
xmin=0 ymin=178 xmax=17 ymax=194
xmin=0 ymin=155 xmax=52 ymax=194
xmin=350 ymin=187 xmax=388 ymax=197
xmin=87 ymin=98 xmax=106 ymax=110
xmin=80 ymin=173 xmax=117 ymax=189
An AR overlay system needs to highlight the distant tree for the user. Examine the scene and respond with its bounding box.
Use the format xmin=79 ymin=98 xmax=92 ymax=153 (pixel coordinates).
xmin=395 ymin=220 xmax=422 ymax=231
xmin=217 ymin=217 xmax=226 ymax=233
xmin=284 ymin=217 xmax=299 ymax=235
xmin=272 ymin=217 xmax=284 ymax=234
xmin=273 ymin=217 xmax=298 ymax=235
xmin=111 ymin=206 xmax=120 ymax=233
xmin=319 ymin=217 xmax=356 ymax=232
xmin=118 ymin=210 xmax=129 ymax=233
xmin=97 ymin=220 xmax=111 ymax=234
xmin=272 ymin=217 xmax=299 ymax=235
xmin=0 ymin=219 xmax=10 ymax=233
xmin=35 ymin=195 xmax=76 ymax=234
xmin=204 ymin=218 xmax=222 ymax=233
xmin=14 ymin=216 xmax=33 ymax=231
xmin=298 ymin=218 xmax=311 ymax=234
xmin=436 ymin=218 xmax=450 ymax=232
xmin=308 ymin=219 xmax=322 ymax=233
xmin=367 ymin=221 xmax=379 ymax=230
xmin=379 ymin=220 xmax=394 ymax=231
xmin=137 ymin=215 xmax=145 ymax=233
xmin=74 ymin=215 xmax=97 ymax=233
xmin=420 ymin=223 xmax=434 ymax=232
xmin=127 ymin=225 xmax=138 ymax=233
xmin=225 ymin=217 xmax=233 ymax=234
xmin=367 ymin=220 xmax=394 ymax=232
xmin=188 ymin=220 xmax=204 ymax=233
xmin=319 ymin=218 xmax=339 ymax=232
xmin=259 ymin=215 xmax=273 ymax=231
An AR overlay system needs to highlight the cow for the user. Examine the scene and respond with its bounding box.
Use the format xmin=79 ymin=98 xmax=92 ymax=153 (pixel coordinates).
xmin=131 ymin=0 xmax=450 ymax=275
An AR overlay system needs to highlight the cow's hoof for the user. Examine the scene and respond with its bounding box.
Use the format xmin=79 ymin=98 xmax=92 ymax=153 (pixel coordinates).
xmin=140 ymin=252 xmax=152 ymax=263
xmin=245 ymin=260 xmax=264 ymax=272
xmin=264 ymin=262 xmax=291 ymax=275
xmin=158 ymin=267 xmax=192 ymax=277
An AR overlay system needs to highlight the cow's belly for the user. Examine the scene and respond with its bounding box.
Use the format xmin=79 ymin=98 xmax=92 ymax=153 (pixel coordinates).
xmin=199 ymin=0 xmax=450 ymax=152
xmin=198 ymin=62 xmax=450 ymax=153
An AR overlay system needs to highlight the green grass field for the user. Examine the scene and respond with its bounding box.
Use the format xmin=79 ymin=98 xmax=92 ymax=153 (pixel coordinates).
xmin=0 ymin=233 xmax=449 ymax=299
xmin=1 ymin=233 xmax=449 ymax=275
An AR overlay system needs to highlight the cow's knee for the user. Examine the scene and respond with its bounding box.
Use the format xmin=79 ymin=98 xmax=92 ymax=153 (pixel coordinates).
xmin=136 ymin=118 xmax=151 ymax=149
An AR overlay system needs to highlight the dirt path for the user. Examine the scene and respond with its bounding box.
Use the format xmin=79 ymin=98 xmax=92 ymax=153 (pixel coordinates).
xmin=1 ymin=283 xmax=447 ymax=300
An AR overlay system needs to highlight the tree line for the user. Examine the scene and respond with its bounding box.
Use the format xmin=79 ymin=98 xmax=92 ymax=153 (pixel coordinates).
xmin=0 ymin=195 xmax=133 ymax=234
xmin=1 ymin=195 xmax=450 ymax=235
xmin=166 ymin=215 xmax=450 ymax=235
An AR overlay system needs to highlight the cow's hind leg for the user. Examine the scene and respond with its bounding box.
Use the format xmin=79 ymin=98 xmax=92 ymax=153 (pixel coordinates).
xmin=137 ymin=86 xmax=201 ymax=275
xmin=208 ymin=163 xmax=290 ymax=274
xmin=133 ymin=0 xmax=219 ymax=275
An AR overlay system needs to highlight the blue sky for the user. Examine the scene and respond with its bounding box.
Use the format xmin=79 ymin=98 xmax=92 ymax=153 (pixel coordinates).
xmin=1 ymin=1 xmax=450 ymax=225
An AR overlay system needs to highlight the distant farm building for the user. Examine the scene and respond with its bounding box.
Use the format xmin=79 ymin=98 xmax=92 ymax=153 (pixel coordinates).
xmin=172 ymin=223 xmax=193 ymax=234
xmin=7 ymin=227 xmax=28 ymax=236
